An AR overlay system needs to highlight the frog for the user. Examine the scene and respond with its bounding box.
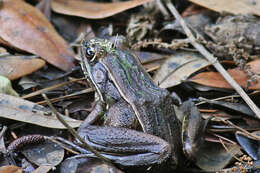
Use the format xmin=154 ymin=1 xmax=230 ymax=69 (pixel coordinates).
xmin=204 ymin=14 xmax=260 ymax=58
xmin=77 ymin=37 xmax=185 ymax=169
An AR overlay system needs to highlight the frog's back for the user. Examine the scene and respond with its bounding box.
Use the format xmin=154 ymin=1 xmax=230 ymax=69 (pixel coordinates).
xmin=101 ymin=50 xmax=182 ymax=165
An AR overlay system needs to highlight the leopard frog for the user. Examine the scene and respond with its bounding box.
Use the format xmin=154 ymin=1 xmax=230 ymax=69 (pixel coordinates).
xmin=78 ymin=37 xmax=183 ymax=169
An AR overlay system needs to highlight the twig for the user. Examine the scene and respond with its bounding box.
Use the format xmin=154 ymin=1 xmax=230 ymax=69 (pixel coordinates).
xmin=219 ymin=138 xmax=244 ymax=163
xmin=22 ymin=78 xmax=84 ymax=99
xmin=210 ymin=132 xmax=237 ymax=145
xmin=196 ymin=95 xmax=240 ymax=106
xmin=47 ymin=137 xmax=80 ymax=155
xmin=155 ymin=0 xmax=170 ymax=18
xmin=225 ymin=120 xmax=260 ymax=141
xmin=165 ymin=1 xmax=260 ymax=119
xmin=49 ymin=136 xmax=91 ymax=154
xmin=42 ymin=94 xmax=111 ymax=164
xmin=37 ymin=88 xmax=93 ymax=105
xmin=0 ymin=126 xmax=7 ymax=140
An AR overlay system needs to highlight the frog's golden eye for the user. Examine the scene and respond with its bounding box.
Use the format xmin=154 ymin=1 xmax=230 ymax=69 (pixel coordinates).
xmin=86 ymin=47 xmax=95 ymax=58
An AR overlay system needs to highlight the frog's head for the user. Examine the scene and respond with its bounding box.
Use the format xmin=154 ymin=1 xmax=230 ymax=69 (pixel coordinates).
xmin=81 ymin=38 xmax=115 ymax=62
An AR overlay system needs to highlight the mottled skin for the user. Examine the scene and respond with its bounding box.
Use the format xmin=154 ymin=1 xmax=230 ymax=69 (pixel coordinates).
xmin=78 ymin=38 xmax=182 ymax=168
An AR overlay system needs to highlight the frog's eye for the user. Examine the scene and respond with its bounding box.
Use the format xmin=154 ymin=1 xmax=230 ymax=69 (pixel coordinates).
xmin=86 ymin=47 xmax=95 ymax=58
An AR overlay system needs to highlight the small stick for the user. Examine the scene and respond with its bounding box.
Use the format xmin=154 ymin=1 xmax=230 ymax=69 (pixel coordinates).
xmin=165 ymin=1 xmax=260 ymax=118
xmin=219 ymin=138 xmax=244 ymax=164
xmin=47 ymin=137 xmax=80 ymax=155
xmin=22 ymin=78 xmax=84 ymax=99
xmin=42 ymin=94 xmax=111 ymax=164
xmin=37 ymin=88 xmax=93 ymax=105
xmin=0 ymin=126 xmax=7 ymax=140
xmin=49 ymin=136 xmax=90 ymax=154
xmin=225 ymin=120 xmax=260 ymax=141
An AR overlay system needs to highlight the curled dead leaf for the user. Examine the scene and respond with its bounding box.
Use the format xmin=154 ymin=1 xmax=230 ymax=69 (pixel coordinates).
xmin=190 ymin=59 xmax=260 ymax=90
xmin=0 ymin=93 xmax=82 ymax=129
xmin=51 ymin=0 xmax=153 ymax=19
xmin=0 ymin=166 xmax=23 ymax=173
xmin=153 ymin=51 xmax=211 ymax=88
xmin=189 ymin=0 xmax=260 ymax=16
xmin=0 ymin=0 xmax=75 ymax=71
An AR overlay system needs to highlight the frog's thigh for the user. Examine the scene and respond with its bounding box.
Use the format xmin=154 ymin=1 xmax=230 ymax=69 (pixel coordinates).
xmin=78 ymin=125 xmax=171 ymax=166
xmin=104 ymin=101 xmax=137 ymax=128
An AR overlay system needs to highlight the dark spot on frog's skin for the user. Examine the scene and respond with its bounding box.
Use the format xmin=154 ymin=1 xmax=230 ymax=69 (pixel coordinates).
xmin=193 ymin=63 xmax=201 ymax=68
xmin=168 ymin=62 xmax=179 ymax=69
xmin=19 ymin=105 xmax=31 ymax=111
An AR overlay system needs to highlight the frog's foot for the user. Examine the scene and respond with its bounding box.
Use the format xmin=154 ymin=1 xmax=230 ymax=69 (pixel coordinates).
xmin=77 ymin=125 xmax=171 ymax=166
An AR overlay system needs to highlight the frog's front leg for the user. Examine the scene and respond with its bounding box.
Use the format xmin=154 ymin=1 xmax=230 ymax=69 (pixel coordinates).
xmin=79 ymin=101 xmax=105 ymax=129
xmin=78 ymin=125 xmax=171 ymax=166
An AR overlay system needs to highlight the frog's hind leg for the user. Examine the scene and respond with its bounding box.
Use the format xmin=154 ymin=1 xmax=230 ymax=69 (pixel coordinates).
xmin=77 ymin=125 xmax=171 ymax=166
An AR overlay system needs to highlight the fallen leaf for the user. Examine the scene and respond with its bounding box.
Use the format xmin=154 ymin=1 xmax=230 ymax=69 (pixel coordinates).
xmin=0 ymin=75 xmax=18 ymax=96
xmin=195 ymin=142 xmax=241 ymax=171
xmin=189 ymin=0 xmax=260 ymax=16
xmin=51 ymin=0 xmax=153 ymax=19
xmin=0 ymin=93 xmax=82 ymax=129
xmin=61 ymin=157 xmax=124 ymax=173
xmin=190 ymin=59 xmax=260 ymax=90
xmin=32 ymin=165 xmax=53 ymax=173
xmin=135 ymin=51 xmax=168 ymax=72
xmin=0 ymin=166 xmax=23 ymax=173
xmin=0 ymin=55 xmax=45 ymax=80
xmin=22 ymin=140 xmax=64 ymax=166
xmin=153 ymin=51 xmax=211 ymax=88
xmin=235 ymin=131 xmax=260 ymax=160
xmin=0 ymin=0 xmax=75 ymax=71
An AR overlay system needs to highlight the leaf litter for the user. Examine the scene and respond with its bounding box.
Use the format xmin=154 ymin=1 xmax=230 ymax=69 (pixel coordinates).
xmin=0 ymin=0 xmax=260 ymax=172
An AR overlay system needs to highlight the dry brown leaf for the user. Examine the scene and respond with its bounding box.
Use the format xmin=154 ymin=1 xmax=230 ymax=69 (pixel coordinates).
xmin=195 ymin=143 xmax=241 ymax=171
xmin=153 ymin=51 xmax=211 ymax=88
xmin=0 ymin=93 xmax=82 ymax=129
xmin=0 ymin=166 xmax=23 ymax=173
xmin=0 ymin=0 xmax=75 ymax=71
xmin=190 ymin=59 xmax=260 ymax=90
xmin=189 ymin=0 xmax=260 ymax=16
xmin=0 ymin=55 xmax=45 ymax=80
xmin=51 ymin=0 xmax=153 ymax=19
